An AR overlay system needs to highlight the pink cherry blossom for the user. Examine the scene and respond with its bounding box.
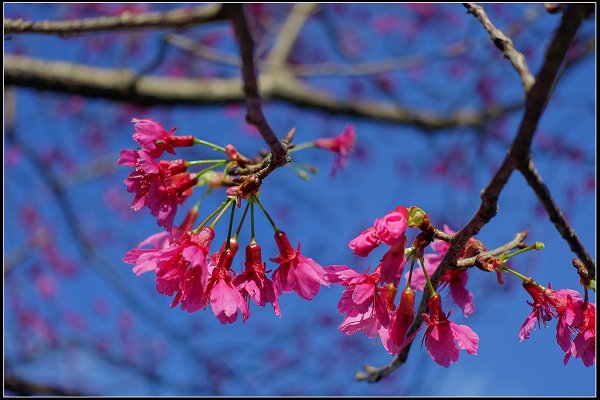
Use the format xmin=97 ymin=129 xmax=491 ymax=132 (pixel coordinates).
xmin=131 ymin=118 xmax=194 ymax=159
xmin=382 ymin=287 xmax=419 ymax=355
xmin=119 ymin=149 xmax=197 ymax=231
xmin=234 ymin=242 xmax=281 ymax=317
xmin=123 ymin=227 xmax=215 ymax=312
xmin=543 ymin=288 xmax=582 ymax=352
xmin=378 ymin=236 xmax=408 ymax=285
xmin=373 ymin=207 xmax=409 ymax=246
xmin=202 ymin=248 xmax=249 ymax=324
xmin=271 ymin=231 xmax=329 ymax=300
xmin=422 ymin=293 xmax=479 ymax=367
xmin=518 ymin=281 xmax=554 ymax=341
xmin=349 ymin=226 xmax=381 ymax=257
xmin=564 ymin=301 xmax=595 ymax=367
xmin=314 ymin=124 xmax=356 ymax=176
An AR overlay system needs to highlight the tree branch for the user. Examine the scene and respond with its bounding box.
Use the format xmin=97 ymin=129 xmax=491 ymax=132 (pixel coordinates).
xmin=518 ymin=159 xmax=595 ymax=280
xmin=463 ymin=3 xmax=535 ymax=92
xmin=356 ymin=3 xmax=592 ymax=383
xmin=225 ymin=4 xmax=289 ymax=168
xmin=5 ymin=54 xmax=522 ymax=129
xmin=264 ymin=3 xmax=318 ymax=69
xmin=4 ymin=4 xmax=223 ymax=36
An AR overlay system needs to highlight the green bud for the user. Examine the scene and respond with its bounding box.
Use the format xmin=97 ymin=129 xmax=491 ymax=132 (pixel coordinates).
xmin=408 ymin=207 xmax=425 ymax=228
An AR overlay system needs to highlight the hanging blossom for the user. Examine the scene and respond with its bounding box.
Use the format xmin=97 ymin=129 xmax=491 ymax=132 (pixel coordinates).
xmin=118 ymin=149 xmax=197 ymax=231
xmin=380 ymin=286 xmax=421 ymax=355
xmin=123 ymin=227 xmax=215 ymax=313
xmin=234 ymin=242 xmax=281 ymax=317
xmin=314 ymin=124 xmax=356 ymax=176
xmin=202 ymin=242 xmax=249 ymax=324
xmin=422 ymin=293 xmax=479 ymax=368
xmin=564 ymin=301 xmax=595 ymax=367
xmin=326 ymin=266 xmax=392 ymax=335
xmin=271 ymin=231 xmax=329 ymax=300
xmin=131 ymin=118 xmax=194 ymax=159
xmin=408 ymin=225 xmax=477 ymax=318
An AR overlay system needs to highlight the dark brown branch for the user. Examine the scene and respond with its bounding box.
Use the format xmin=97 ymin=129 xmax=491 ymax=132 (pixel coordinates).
xmin=464 ymin=3 xmax=535 ymax=92
xmin=357 ymin=4 xmax=592 ymax=383
xmin=225 ymin=4 xmax=289 ymax=168
xmin=519 ymin=159 xmax=595 ymax=280
xmin=4 ymin=4 xmax=223 ymax=36
xmin=5 ymin=55 xmax=522 ymax=129
xmin=5 ymin=374 xmax=89 ymax=396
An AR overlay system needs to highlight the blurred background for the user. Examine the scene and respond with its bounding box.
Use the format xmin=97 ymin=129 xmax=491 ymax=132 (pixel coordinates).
xmin=4 ymin=3 xmax=596 ymax=396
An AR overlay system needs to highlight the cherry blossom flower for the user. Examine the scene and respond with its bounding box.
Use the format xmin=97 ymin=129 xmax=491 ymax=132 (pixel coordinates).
xmin=137 ymin=207 xmax=199 ymax=250
xmin=543 ymin=288 xmax=582 ymax=352
xmin=271 ymin=231 xmax=329 ymax=300
xmin=119 ymin=149 xmax=197 ymax=231
xmin=518 ymin=281 xmax=554 ymax=341
xmin=349 ymin=226 xmax=381 ymax=257
xmin=564 ymin=301 xmax=595 ymax=367
xmin=234 ymin=242 xmax=281 ymax=317
xmin=314 ymin=124 xmax=356 ymax=176
xmin=203 ymin=247 xmax=249 ymax=324
xmin=373 ymin=207 xmax=409 ymax=246
xmin=123 ymin=227 xmax=215 ymax=312
xmin=422 ymin=293 xmax=479 ymax=367
xmin=381 ymin=286 xmax=420 ymax=355
xmin=378 ymin=236 xmax=408 ymax=285
xmin=131 ymin=118 xmax=194 ymax=159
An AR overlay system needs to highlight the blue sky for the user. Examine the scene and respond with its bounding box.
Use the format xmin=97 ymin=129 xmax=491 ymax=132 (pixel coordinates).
xmin=4 ymin=3 xmax=596 ymax=396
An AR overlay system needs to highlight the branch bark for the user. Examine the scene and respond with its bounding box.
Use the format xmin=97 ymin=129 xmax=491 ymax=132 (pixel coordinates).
xmin=464 ymin=3 xmax=535 ymax=92
xmin=4 ymin=4 xmax=223 ymax=35
xmin=5 ymin=374 xmax=88 ymax=396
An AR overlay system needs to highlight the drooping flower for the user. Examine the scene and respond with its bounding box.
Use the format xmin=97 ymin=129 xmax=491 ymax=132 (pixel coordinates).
xmin=518 ymin=281 xmax=555 ymax=341
xmin=349 ymin=226 xmax=381 ymax=257
xmin=234 ymin=242 xmax=281 ymax=317
xmin=422 ymin=293 xmax=479 ymax=367
xmin=326 ymin=265 xmax=391 ymax=330
xmin=203 ymin=247 xmax=249 ymax=324
xmin=564 ymin=301 xmax=595 ymax=367
xmin=119 ymin=149 xmax=197 ymax=231
xmin=271 ymin=231 xmax=329 ymax=300
xmin=378 ymin=236 xmax=408 ymax=285
xmin=314 ymin=124 xmax=356 ymax=176
xmin=543 ymin=288 xmax=582 ymax=352
xmin=381 ymin=286 xmax=420 ymax=355
xmin=123 ymin=227 xmax=215 ymax=312
xmin=131 ymin=118 xmax=194 ymax=159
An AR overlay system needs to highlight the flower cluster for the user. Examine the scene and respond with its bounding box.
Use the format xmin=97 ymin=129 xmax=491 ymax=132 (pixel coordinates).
xmin=329 ymin=206 xmax=482 ymax=367
xmin=519 ymin=280 xmax=595 ymax=367
xmin=120 ymin=118 xmax=330 ymax=324
xmin=328 ymin=206 xmax=479 ymax=367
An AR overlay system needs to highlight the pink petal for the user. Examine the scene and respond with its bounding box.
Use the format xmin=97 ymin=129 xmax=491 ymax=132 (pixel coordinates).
xmin=450 ymin=321 xmax=479 ymax=355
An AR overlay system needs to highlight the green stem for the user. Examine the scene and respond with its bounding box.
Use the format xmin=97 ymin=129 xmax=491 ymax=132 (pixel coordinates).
xmin=251 ymin=200 xmax=256 ymax=241
xmin=209 ymin=199 xmax=233 ymax=230
xmin=406 ymin=255 xmax=416 ymax=288
xmin=193 ymin=161 xmax=228 ymax=179
xmin=234 ymin=200 xmax=251 ymax=238
xmin=186 ymin=159 xmax=227 ymax=167
xmin=225 ymin=199 xmax=236 ymax=250
xmin=288 ymin=141 xmax=315 ymax=153
xmin=500 ymin=242 xmax=545 ymax=261
xmin=501 ymin=265 xmax=534 ymax=284
xmin=194 ymin=199 xmax=230 ymax=233
xmin=193 ymin=137 xmax=226 ymax=152
xmin=419 ymin=256 xmax=436 ymax=295
xmin=253 ymin=194 xmax=279 ymax=232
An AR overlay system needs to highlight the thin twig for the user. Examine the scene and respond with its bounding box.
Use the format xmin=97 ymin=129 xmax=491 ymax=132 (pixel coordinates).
xmin=518 ymin=159 xmax=595 ymax=279
xmin=4 ymin=4 xmax=223 ymax=36
xmin=464 ymin=3 xmax=535 ymax=92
